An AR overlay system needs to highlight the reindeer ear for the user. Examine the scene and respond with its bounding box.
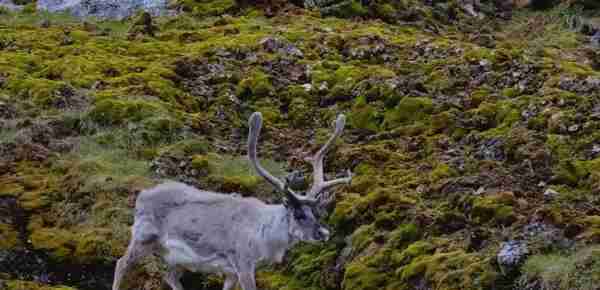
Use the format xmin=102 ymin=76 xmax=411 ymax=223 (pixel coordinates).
xmin=284 ymin=198 xmax=307 ymax=220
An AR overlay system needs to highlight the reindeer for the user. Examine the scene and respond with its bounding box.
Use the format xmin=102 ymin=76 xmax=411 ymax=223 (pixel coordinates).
xmin=112 ymin=112 xmax=353 ymax=290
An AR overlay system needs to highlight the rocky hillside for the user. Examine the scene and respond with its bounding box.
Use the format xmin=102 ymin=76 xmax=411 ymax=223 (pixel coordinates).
xmin=1 ymin=1 xmax=600 ymax=290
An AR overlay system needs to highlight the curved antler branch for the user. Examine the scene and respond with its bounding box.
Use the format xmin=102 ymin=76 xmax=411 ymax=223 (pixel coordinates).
xmin=248 ymin=112 xmax=286 ymax=191
xmin=306 ymin=115 xmax=353 ymax=197
xmin=248 ymin=112 xmax=316 ymax=206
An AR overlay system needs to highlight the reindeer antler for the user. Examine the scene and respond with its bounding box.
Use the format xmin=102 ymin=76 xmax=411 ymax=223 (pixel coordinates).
xmin=306 ymin=114 xmax=353 ymax=201
xmin=248 ymin=112 xmax=317 ymax=206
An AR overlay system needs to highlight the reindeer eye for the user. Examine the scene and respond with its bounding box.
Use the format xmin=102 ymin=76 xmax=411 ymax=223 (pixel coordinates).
xmin=294 ymin=209 xmax=307 ymax=221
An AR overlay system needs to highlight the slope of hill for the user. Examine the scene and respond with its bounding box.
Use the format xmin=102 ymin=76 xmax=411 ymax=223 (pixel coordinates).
xmin=0 ymin=1 xmax=600 ymax=290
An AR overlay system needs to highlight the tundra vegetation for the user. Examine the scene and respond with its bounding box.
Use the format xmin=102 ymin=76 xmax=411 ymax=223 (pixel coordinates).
xmin=0 ymin=0 xmax=600 ymax=290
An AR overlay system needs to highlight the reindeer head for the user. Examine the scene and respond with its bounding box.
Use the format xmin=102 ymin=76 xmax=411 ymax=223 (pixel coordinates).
xmin=247 ymin=112 xmax=352 ymax=243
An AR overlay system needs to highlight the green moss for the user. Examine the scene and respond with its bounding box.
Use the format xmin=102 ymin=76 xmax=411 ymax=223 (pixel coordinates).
xmin=553 ymin=159 xmax=588 ymax=186
xmin=331 ymin=188 xmax=417 ymax=233
xmin=30 ymin=228 xmax=77 ymax=261
xmin=546 ymin=134 xmax=572 ymax=160
xmin=138 ymin=115 xmax=184 ymax=144
xmin=578 ymin=216 xmax=600 ymax=242
xmin=7 ymin=77 xmax=68 ymax=107
xmin=6 ymin=280 xmax=77 ymax=290
xmin=387 ymin=223 xmax=419 ymax=249
xmin=287 ymin=97 xmax=312 ymax=127
xmin=287 ymin=244 xmax=339 ymax=288
xmin=383 ymin=97 xmax=434 ymax=129
xmin=237 ymin=69 xmax=274 ymax=99
xmin=41 ymin=55 xmax=104 ymax=88
xmin=471 ymin=193 xmax=517 ymax=226
xmin=349 ymin=163 xmax=379 ymax=193
xmin=374 ymin=3 xmax=396 ymax=21
xmin=518 ymin=246 xmax=600 ymax=290
xmin=55 ymin=134 xmax=153 ymax=194
xmin=400 ymin=250 xmax=498 ymax=289
xmin=258 ymin=272 xmax=311 ymax=290
xmin=391 ymin=240 xmax=435 ymax=266
xmin=573 ymin=158 xmax=600 ymax=180
xmin=19 ymin=189 xmax=51 ymax=210
xmin=430 ymin=163 xmax=457 ymax=182
xmin=560 ymin=60 xmax=596 ymax=77
xmin=431 ymin=110 xmax=455 ymax=134
xmin=0 ymin=223 xmax=19 ymax=249
xmin=282 ymin=85 xmax=311 ymax=103
xmin=204 ymin=154 xmax=285 ymax=196
xmin=0 ymin=178 xmax=25 ymax=197
xmin=322 ymin=0 xmax=369 ymax=19
xmin=349 ymin=96 xmax=380 ymax=131
xmin=21 ymin=2 xmax=36 ymax=14
xmin=174 ymin=0 xmax=236 ymax=17
xmin=502 ymin=87 xmax=520 ymax=98
xmin=464 ymin=47 xmax=495 ymax=63
xmin=89 ymin=98 xmax=171 ymax=125
xmin=74 ymin=228 xmax=124 ymax=262
xmin=217 ymin=175 xmax=261 ymax=193
xmin=351 ymin=224 xmax=377 ymax=253
xmin=160 ymin=139 xmax=210 ymax=157
xmin=334 ymin=65 xmax=366 ymax=84
xmin=191 ymin=154 xmax=210 ymax=170
xmin=342 ymin=261 xmax=387 ymax=290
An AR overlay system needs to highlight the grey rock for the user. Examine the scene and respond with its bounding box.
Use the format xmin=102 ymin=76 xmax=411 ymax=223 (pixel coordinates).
xmin=568 ymin=124 xmax=580 ymax=133
xmin=591 ymin=30 xmax=600 ymax=48
xmin=0 ymin=0 xmax=171 ymax=19
xmin=458 ymin=0 xmax=482 ymax=18
xmin=591 ymin=144 xmax=600 ymax=156
xmin=497 ymin=240 xmax=528 ymax=268
xmin=0 ymin=0 xmax=22 ymax=11
xmin=474 ymin=186 xmax=485 ymax=196
xmin=476 ymin=138 xmax=505 ymax=161
xmin=0 ymin=101 xmax=16 ymax=119
xmin=543 ymin=188 xmax=559 ymax=200
xmin=260 ymin=36 xmax=303 ymax=58
xmin=47 ymin=0 xmax=169 ymax=19
xmin=301 ymin=83 xmax=313 ymax=92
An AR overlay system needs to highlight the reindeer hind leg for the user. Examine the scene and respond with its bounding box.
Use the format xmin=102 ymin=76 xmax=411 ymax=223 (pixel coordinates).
xmin=164 ymin=266 xmax=184 ymax=290
xmin=223 ymin=273 xmax=238 ymax=290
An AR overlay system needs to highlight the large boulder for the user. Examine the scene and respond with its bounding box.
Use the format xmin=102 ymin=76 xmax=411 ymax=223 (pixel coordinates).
xmin=0 ymin=0 xmax=170 ymax=19
xmin=0 ymin=0 xmax=23 ymax=11
xmin=37 ymin=0 xmax=169 ymax=19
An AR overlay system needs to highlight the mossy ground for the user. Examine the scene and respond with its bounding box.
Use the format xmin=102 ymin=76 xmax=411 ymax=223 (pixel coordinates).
xmin=1 ymin=1 xmax=600 ymax=290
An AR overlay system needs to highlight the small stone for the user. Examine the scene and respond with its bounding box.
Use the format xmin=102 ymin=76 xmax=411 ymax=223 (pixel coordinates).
xmin=591 ymin=30 xmax=600 ymax=48
xmin=497 ymin=240 xmax=528 ymax=268
xmin=585 ymin=76 xmax=600 ymax=88
xmin=544 ymin=188 xmax=559 ymax=200
xmin=592 ymin=144 xmax=600 ymax=156
xmin=302 ymin=83 xmax=313 ymax=92
xmin=318 ymin=82 xmax=328 ymax=92
xmin=474 ymin=186 xmax=485 ymax=195
xmin=39 ymin=18 xmax=51 ymax=28
xmin=568 ymin=124 xmax=579 ymax=133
